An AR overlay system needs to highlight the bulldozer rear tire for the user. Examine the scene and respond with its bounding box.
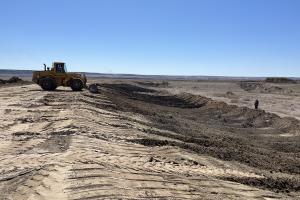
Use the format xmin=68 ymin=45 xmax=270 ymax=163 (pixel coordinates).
xmin=70 ymin=79 xmax=84 ymax=91
xmin=40 ymin=78 xmax=57 ymax=91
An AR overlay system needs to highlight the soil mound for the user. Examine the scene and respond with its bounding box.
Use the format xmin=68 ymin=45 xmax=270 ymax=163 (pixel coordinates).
xmin=7 ymin=76 xmax=22 ymax=83
xmin=101 ymin=83 xmax=155 ymax=94
xmin=101 ymin=83 xmax=201 ymax=108
xmin=0 ymin=76 xmax=24 ymax=85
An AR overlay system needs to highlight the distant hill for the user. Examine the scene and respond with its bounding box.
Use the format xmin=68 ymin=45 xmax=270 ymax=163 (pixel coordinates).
xmin=0 ymin=69 xmax=299 ymax=81
xmin=265 ymin=77 xmax=297 ymax=83
xmin=0 ymin=69 xmax=33 ymax=77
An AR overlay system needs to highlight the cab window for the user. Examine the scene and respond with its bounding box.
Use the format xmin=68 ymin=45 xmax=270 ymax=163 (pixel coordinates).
xmin=56 ymin=64 xmax=65 ymax=73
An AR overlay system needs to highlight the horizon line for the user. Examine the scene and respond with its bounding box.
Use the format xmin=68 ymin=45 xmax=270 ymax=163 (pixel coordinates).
xmin=0 ymin=68 xmax=300 ymax=79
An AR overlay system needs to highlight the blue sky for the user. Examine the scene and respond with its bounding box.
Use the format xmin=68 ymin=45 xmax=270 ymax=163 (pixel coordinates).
xmin=0 ymin=0 xmax=299 ymax=76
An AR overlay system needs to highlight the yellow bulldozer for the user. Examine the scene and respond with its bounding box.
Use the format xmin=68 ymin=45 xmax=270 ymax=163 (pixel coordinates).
xmin=32 ymin=62 xmax=87 ymax=91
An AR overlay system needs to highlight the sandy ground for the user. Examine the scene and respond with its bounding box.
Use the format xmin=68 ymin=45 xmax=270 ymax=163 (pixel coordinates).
xmin=0 ymin=80 xmax=299 ymax=200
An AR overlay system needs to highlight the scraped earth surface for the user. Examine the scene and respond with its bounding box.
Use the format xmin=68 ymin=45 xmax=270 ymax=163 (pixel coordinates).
xmin=0 ymin=81 xmax=299 ymax=200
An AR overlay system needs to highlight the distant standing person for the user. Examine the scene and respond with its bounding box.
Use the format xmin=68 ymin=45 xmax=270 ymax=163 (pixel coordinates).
xmin=254 ymin=99 xmax=259 ymax=109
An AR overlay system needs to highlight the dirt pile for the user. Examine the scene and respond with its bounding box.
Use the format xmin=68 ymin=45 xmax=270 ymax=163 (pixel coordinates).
xmin=0 ymin=76 xmax=24 ymax=85
xmin=101 ymin=83 xmax=201 ymax=108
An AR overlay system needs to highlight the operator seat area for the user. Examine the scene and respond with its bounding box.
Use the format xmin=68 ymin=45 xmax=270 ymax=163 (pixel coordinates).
xmin=55 ymin=63 xmax=65 ymax=73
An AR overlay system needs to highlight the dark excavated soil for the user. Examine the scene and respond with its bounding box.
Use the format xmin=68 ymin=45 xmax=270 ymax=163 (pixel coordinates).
xmin=0 ymin=77 xmax=31 ymax=89
xmin=101 ymin=83 xmax=204 ymax=108
xmin=222 ymin=176 xmax=300 ymax=193
xmin=99 ymin=83 xmax=300 ymax=192
xmin=134 ymin=81 xmax=169 ymax=87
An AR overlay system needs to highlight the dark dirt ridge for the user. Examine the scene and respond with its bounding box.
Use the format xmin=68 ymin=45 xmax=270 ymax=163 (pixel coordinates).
xmin=99 ymin=83 xmax=300 ymax=193
xmin=221 ymin=176 xmax=300 ymax=193
xmin=134 ymin=81 xmax=169 ymax=87
xmin=0 ymin=76 xmax=22 ymax=84
xmin=0 ymin=76 xmax=29 ymax=87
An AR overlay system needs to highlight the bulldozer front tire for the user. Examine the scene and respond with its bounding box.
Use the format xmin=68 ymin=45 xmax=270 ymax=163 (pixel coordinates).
xmin=40 ymin=78 xmax=57 ymax=91
xmin=70 ymin=79 xmax=84 ymax=91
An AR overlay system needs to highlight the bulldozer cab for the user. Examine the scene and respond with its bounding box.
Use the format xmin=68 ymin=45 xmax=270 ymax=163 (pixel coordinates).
xmin=53 ymin=62 xmax=67 ymax=73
